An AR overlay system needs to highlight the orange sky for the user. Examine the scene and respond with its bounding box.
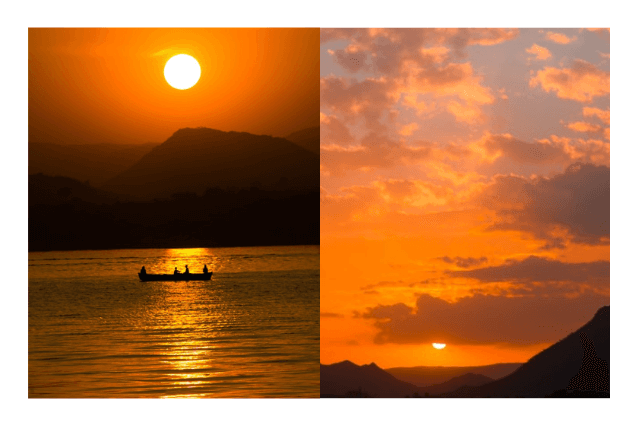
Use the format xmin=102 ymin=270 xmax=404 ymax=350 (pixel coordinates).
xmin=29 ymin=28 xmax=319 ymax=145
xmin=320 ymin=28 xmax=610 ymax=367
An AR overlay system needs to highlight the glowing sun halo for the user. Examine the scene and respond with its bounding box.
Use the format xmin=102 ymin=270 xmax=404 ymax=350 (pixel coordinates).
xmin=164 ymin=54 xmax=201 ymax=90
xmin=432 ymin=343 xmax=446 ymax=350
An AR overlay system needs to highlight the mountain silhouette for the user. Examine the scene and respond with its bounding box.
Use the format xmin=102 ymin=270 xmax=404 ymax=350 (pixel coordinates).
xmin=29 ymin=173 xmax=124 ymax=206
xmin=321 ymin=361 xmax=501 ymax=397
xmin=386 ymin=363 xmax=521 ymax=387
xmin=440 ymin=306 xmax=610 ymax=397
xmin=101 ymin=128 xmax=319 ymax=199
xmin=424 ymin=373 xmax=494 ymax=395
xmin=284 ymin=126 xmax=320 ymax=155
xmin=321 ymin=360 xmax=420 ymax=397
xmin=29 ymin=142 xmax=159 ymax=186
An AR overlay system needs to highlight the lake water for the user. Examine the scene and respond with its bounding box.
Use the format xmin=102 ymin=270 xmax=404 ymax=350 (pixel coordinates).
xmin=28 ymin=246 xmax=319 ymax=398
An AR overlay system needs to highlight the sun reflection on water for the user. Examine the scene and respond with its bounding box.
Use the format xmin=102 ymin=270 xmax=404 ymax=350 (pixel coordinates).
xmin=29 ymin=246 xmax=319 ymax=397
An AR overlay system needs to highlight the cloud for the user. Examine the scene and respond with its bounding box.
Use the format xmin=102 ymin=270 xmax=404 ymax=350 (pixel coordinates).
xmin=320 ymin=28 xmax=519 ymax=64
xmin=535 ymin=135 xmax=609 ymax=167
xmin=529 ymin=59 xmax=609 ymax=103
xmin=320 ymin=29 xmax=513 ymax=127
xmin=526 ymin=43 xmax=552 ymax=60
xmin=586 ymin=28 xmax=610 ymax=40
xmin=475 ymin=162 xmax=610 ymax=246
xmin=333 ymin=48 xmax=371 ymax=73
xmin=362 ymin=291 xmax=609 ymax=345
xmin=320 ymin=75 xmax=397 ymax=131
xmin=320 ymin=132 xmax=438 ymax=174
xmin=545 ymin=31 xmax=577 ymax=44
xmin=478 ymin=133 xmax=568 ymax=164
xmin=438 ymin=256 xmax=488 ymax=268
xmin=446 ymin=100 xmax=485 ymax=124
xmin=320 ymin=113 xmax=356 ymax=146
xmin=565 ymin=121 xmax=609 ymax=139
xmin=474 ymin=133 xmax=609 ymax=168
xmin=399 ymin=122 xmax=419 ymax=136
xmin=321 ymin=312 xmax=345 ymax=318
xmin=448 ymin=256 xmax=609 ymax=289
xmin=582 ymin=107 xmax=610 ymax=125
xmin=360 ymin=280 xmax=413 ymax=291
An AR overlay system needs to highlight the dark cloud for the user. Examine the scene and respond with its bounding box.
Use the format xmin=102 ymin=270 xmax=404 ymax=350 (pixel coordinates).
xmin=438 ymin=256 xmax=488 ymax=268
xmin=320 ymin=312 xmax=345 ymax=318
xmin=448 ymin=256 xmax=609 ymax=289
xmin=361 ymin=281 xmax=405 ymax=291
xmin=321 ymin=28 xmax=519 ymax=71
xmin=360 ymin=280 xmax=432 ymax=291
xmin=320 ymin=75 xmax=397 ymax=131
xmin=476 ymin=162 xmax=610 ymax=246
xmin=333 ymin=50 xmax=371 ymax=73
xmin=362 ymin=291 xmax=609 ymax=346
xmin=482 ymin=134 xmax=568 ymax=164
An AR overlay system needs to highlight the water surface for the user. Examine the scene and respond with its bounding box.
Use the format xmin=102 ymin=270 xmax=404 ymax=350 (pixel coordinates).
xmin=29 ymin=246 xmax=319 ymax=398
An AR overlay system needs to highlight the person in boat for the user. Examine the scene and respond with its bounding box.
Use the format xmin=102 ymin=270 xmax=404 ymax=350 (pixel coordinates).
xmin=203 ymin=264 xmax=208 ymax=273
xmin=174 ymin=267 xmax=180 ymax=275
xmin=140 ymin=266 xmax=147 ymax=275
xmin=185 ymin=265 xmax=190 ymax=274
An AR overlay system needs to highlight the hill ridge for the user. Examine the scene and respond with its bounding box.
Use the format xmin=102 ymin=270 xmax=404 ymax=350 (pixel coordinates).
xmin=101 ymin=127 xmax=319 ymax=199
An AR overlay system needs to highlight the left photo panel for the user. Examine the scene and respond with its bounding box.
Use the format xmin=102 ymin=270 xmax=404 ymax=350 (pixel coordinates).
xmin=28 ymin=28 xmax=320 ymax=398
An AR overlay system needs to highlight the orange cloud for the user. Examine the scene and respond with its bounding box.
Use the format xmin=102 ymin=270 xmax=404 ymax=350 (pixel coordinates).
xmin=526 ymin=43 xmax=552 ymax=60
xmin=537 ymin=135 xmax=610 ymax=167
xmin=529 ymin=59 xmax=609 ymax=102
xmin=402 ymin=94 xmax=436 ymax=116
xmin=545 ymin=31 xmax=577 ymax=44
xmin=447 ymin=100 xmax=484 ymax=124
xmin=567 ymin=121 xmax=604 ymax=134
xmin=320 ymin=113 xmax=356 ymax=146
xmin=399 ymin=122 xmax=419 ymax=136
xmin=582 ymin=107 xmax=610 ymax=125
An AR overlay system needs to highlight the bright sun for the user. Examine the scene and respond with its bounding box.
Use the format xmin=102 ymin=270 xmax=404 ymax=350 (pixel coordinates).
xmin=164 ymin=54 xmax=201 ymax=90
xmin=432 ymin=343 xmax=446 ymax=350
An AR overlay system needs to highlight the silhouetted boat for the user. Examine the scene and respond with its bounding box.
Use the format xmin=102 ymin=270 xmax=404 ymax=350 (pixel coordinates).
xmin=138 ymin=272 xmax=213 ymax=282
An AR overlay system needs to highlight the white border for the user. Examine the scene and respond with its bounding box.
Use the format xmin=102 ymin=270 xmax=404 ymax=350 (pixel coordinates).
xmin=5 ymin=1 xmax=634 ymax=425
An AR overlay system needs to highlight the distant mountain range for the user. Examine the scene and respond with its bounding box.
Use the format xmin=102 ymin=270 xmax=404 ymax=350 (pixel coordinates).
xmin=386 ymin=363 xmax=522 ymax=387
xmin=320 ymin=361 xmax=497 ymax=398
xmin=101 ymin=127 xmax=319 ymax=199
xmin=29 ymin=142 xmax=159 ymax=186
xmin=28 ymin=126 xmax=320 ymax=199
xmin=321 ymin=306 xmax=609 ymax=397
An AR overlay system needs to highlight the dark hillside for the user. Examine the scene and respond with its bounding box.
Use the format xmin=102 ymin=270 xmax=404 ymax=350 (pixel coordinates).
xmin=285 ymin=126 xmax=320 ymax=155
xmin=29 ymin=142 xmax=158 ymax=185
xmin=440 ymin=306 xmax=610 ymax=397
xmin=102 ymin=128 xmax=319 ymax=199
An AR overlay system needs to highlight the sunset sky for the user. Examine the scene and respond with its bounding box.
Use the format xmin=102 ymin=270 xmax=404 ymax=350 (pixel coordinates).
xmin=320 ymin=28 xmax=610 ymax=367
xmin=29 ymin=28 xmax=319 ymax=145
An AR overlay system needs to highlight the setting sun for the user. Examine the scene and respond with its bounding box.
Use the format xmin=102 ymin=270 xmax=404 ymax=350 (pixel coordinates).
xmin=164 ymin=54 xmax=201 ymax=90
xmin=432 ymin=343 xmax=447 ymax=350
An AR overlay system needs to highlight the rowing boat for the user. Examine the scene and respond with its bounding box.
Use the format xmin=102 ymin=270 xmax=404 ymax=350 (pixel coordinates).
xmin=138 ymin=272 xmax=213 ymax=282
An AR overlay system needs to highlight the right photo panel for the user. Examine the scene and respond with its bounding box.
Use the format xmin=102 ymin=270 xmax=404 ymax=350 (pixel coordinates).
xmin=320 ymin=28 xmax=610 ymax=398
